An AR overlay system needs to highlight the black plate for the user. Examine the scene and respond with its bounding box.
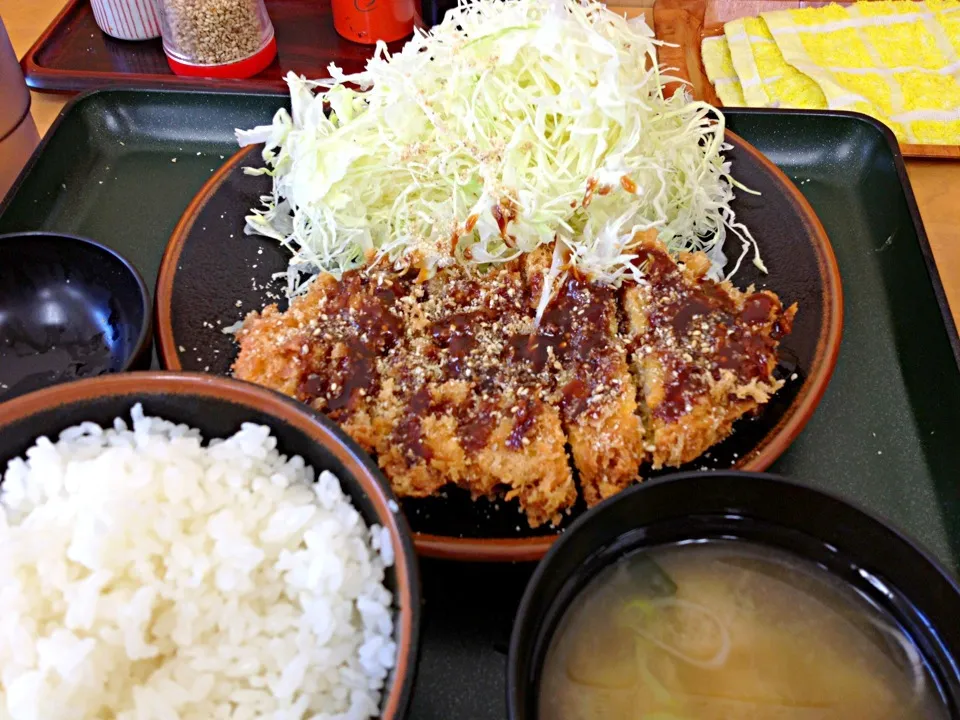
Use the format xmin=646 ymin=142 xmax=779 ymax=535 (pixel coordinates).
xmin=2 ymin=89 xmax=958 ymax=720
xmin=155 ymin=134 xmax=842 ymax=560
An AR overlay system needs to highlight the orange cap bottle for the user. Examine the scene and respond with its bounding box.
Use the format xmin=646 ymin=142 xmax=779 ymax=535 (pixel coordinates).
xmin=332 ymin=0 xmax=417 ymax=44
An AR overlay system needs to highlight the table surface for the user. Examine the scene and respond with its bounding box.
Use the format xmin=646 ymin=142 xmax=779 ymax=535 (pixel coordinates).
xmin=3 ymin=0 xmax=958 ymax=327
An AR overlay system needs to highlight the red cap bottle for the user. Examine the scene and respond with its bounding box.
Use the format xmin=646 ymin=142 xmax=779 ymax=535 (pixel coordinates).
xmin=332 ymin=0 xmax=417 ymax=44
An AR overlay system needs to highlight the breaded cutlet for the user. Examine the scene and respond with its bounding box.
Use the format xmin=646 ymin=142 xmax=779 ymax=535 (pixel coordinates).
xmin=235 ymin=261 xmax=578 ymax=526
xmin=233 ymin=233 xmax=797 ymax=527
xmin=233 ymin=270 xmax=411 ymax=454
xmin=522 ymin=246 xmax=646 ymax=506
xmin=622 ymin=234 xmax=797 ymax=469
xmin=373 ymin=262 xmax=576 ymax=526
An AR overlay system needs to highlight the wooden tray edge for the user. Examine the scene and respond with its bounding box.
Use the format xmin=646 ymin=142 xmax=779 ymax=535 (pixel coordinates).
xmin=19 ymin=0 xmax=85 ymax=92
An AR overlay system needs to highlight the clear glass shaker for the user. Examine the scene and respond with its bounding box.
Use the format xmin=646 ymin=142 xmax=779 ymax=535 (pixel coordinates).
xmin=154 ymin=0 xmax=277 ymax=79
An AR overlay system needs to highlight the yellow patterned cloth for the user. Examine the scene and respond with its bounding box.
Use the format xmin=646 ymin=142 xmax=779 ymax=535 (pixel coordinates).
xmin=724 ymin=17 xmax=827 ymax=108
xmin=701 ymin=35 xmax=747 ymax=104
xmin=701 ymin=1 xmax=960 ymax=144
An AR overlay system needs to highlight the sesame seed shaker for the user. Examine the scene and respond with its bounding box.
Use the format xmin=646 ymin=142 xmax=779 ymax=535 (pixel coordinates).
xmin=153 ymin=0 xmax=277 ymax=78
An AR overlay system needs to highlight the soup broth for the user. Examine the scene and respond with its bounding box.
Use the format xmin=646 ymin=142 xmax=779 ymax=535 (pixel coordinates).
xmin=539 ymin=541 xmax=947 ymax=720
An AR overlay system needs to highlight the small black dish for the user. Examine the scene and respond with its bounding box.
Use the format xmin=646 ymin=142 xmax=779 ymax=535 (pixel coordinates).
xmin=0 ymin=232 xmax=152 ymax=402
xmin=507 ymin=472 xmax=960 ymax=719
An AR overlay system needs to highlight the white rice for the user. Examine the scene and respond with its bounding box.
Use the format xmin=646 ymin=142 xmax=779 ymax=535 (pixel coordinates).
xmin=0 ymin=405 xmax=397 ymax=720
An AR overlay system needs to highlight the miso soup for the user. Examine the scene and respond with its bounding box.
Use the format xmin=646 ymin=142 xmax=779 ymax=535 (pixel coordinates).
xmin=539 ymin=541 xmax=947 ymax=720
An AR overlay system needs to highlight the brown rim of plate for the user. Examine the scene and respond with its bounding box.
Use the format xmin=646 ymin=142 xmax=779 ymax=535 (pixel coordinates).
xmin=0 ymin=371 xmax=418 ymax=719
xmin=155 ymin=132 xmax=844 ymax=563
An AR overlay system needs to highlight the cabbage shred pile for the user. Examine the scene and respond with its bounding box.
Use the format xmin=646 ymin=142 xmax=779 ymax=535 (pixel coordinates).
xmin=237 ymin=0 xmax=761 ymax=301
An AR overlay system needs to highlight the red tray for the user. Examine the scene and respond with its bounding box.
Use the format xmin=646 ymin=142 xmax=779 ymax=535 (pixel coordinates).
xmin=22 ymin=0 xmax=408 ymax=93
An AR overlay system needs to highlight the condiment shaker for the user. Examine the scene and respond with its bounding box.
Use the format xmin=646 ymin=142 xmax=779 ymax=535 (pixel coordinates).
xmin=0 ymin=18 xmax=39 ymax=200
xmin=91 ymin=0 xmax=162 ymax=41
xmin=332 ymin=0 xmax=417 ymax=44
xmin=154 ymin=0 xmax=277 ymax=78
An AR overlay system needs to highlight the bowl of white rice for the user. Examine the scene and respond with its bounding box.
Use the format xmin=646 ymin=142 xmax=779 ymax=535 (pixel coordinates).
xmin=0 ymin=371 xmax=420 ymax=720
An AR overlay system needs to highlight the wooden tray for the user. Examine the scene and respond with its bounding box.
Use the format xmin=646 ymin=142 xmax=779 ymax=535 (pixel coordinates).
xmin=21 ymin=0 xmax=409 ymax=93
xmin=652 ymin=0 xmax=960 ymax=159
xmin=4 ymin=92 xmax=960 ymax=717
xmin=22 ymin=0 xmax=653 ymax=94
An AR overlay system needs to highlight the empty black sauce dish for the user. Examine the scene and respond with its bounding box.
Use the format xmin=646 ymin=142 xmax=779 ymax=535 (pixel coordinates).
xmin=507 ymin=471 xmax=960 ymax=720
xmin=0 ymin=232 xmax=151 ymax=402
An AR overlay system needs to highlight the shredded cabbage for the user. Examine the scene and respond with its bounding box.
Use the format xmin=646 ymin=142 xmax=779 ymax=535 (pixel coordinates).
xmin=237 ymin=0 xmax=762 ymax=299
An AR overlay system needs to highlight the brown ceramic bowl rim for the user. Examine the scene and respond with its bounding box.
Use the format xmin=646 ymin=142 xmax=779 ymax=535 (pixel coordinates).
xmin=0 ymin=371 xmax=420 ymax=719
xmin=155 ymin=133 xmax=844 ymax=563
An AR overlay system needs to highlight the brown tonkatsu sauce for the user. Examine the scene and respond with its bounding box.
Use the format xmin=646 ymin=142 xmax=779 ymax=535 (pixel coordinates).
xmin=559 ymin=377 xmax=591 ymax=420
xmin=428 ymin=309 xmax=498 ymax=376
xmin=390 ymin=267 xmax=626 ymax=461
xmin=504 ymin=273 xmax=620 ymax=423
xmin=289 ymin=246 xmax=790 ymax=459
xmin=456 ymin=397 xmax=499 ymax=453
xmin=635 ymin=244 xmax=791 ymax=423
xmin=393 ymin=386 xmax=434 ymax=464
xmin=491 ymin=199 xmax=518 ymax=245
xmin=506 ymin=275 xmax=612 ymax=372
xmin=506 ymin=398 xmax=541 ymax=450
xmin=297 ymin=272 xmax=406 ymax=417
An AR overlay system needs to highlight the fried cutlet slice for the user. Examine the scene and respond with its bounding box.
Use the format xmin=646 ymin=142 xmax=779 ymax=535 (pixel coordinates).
xmin=521 ymin=246 xmax=646 ymax=506
xmin=234 ymin=270 xmax=411 ymax=453
xmin=622 ymin=235 xmax=797 ymax=469
xmin=376 ymin=378 xmax=574 ymax=525
xmin=472 ymin=396 xmax=574 ymax=528
xmin=371 ymin=378 xmax=462 ymax=499
xmin=232 ymin=274 xmax=335 ymax=399
xmin=373 ymin=262 xmax=577 ymax=526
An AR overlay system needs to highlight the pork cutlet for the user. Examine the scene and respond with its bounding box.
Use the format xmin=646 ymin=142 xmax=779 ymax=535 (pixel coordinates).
xmin=522 ymin=247 xmax=646 ymax=507
xmin=233 ymin=233 xmax=796 ymax=527
xmin=622 ymin=234 xmax=797 ymax=469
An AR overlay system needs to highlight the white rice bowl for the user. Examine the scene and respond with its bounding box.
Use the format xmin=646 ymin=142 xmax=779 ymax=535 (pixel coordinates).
xmin=0 ymin=405 xmax=397 ymax=720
